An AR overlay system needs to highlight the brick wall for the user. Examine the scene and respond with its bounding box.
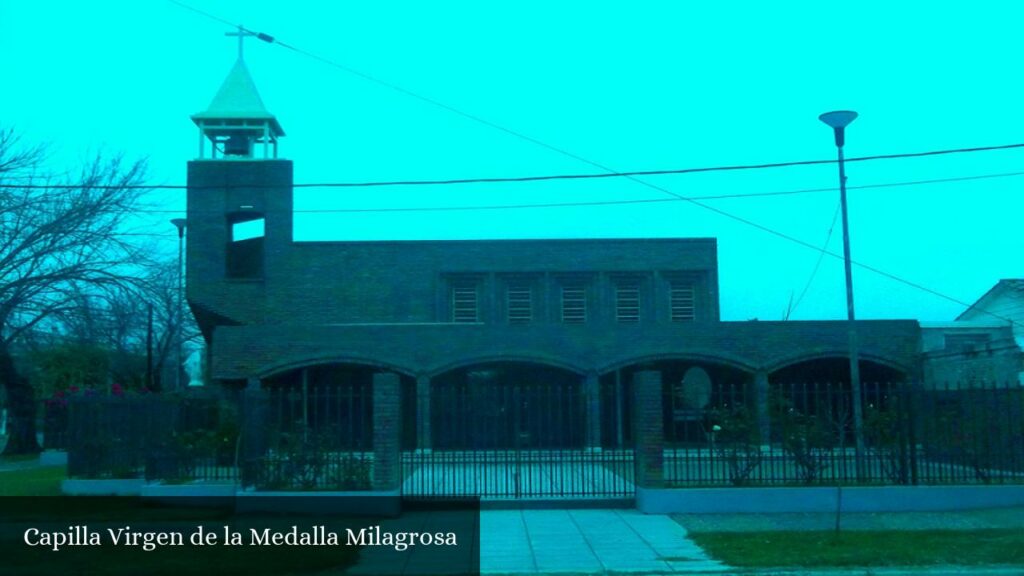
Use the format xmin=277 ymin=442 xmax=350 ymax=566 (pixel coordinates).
xmin=186 ymin=161 xmax=720 ymax=328
xmin=633 ymin=370 xmax=664 ymax=488
xmin=209 ymin=319 xmax=921 ymax=380
xmin=187 ymin=160 xmax=922 ymax=382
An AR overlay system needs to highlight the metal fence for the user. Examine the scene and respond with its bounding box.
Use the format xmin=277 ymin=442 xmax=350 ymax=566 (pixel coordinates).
xmin=59 ymin=379 xmax=1024 ymax=492
xmin=663 ymin=380 xmax=1024 ymax=487
xmin=403 ymin=379 xmax=634 ymax=499
xmin=40 ymin=400 xmax=69 ymax=450
xmin=237 ymin=381 xmax=375 ymax=491
xmin=65 ymin=393 xmax=239 ymax=482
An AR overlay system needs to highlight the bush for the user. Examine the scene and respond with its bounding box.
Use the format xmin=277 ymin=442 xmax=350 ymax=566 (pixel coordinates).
xmin=704 ymin=404 xmax=763 ymax=486
xmin=253 ymin=428 xmax=371 ymax=491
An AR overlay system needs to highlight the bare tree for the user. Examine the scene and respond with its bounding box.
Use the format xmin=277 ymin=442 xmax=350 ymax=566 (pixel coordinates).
xmin=0 ymin=127 xmax=149 ymax=454
xmin=126 ymin=260 xmax=201 ymax=391
xmin=24 ymin=258 xmax=201 ymax=401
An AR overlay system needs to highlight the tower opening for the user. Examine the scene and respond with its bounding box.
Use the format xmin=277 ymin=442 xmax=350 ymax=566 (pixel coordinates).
xmin=226 ymin=212 xmax=265 ymax=278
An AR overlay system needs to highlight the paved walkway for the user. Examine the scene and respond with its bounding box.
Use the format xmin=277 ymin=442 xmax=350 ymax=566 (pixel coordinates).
xmin=480 ymin=509 xmax=728 ymax=574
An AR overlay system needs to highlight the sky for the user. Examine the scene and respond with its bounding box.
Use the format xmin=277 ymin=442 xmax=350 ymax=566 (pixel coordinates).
xmin=2 ymin=1 xmax=1022 ymax=323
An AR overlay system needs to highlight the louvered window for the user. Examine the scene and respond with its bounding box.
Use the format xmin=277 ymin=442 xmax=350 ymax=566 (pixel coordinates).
xmin=507 ymin=286 xmax=532 ymax=324
xmin=670 ymin=283 xmax=696 ymax=322
xmin=615 ymin=283 xmax=640 ymax=323
xmin=451 ymin=284 xmax=479 ymax=323
xmin=561 ymin=286 xmax=586 ymax=324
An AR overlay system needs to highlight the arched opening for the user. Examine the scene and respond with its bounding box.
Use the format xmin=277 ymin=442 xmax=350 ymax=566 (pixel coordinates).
xmin=263 ymin=363 xmax=416 ymax=451
xmin=767 ymin=357 xmax=908 ymax=445
xmin=770 ymin=356 xmax=906 ymax=385
xmin=601 ymin=359 xmax=753 ymax=448
xmin=430 ymin=361 xmax=584 ymax=449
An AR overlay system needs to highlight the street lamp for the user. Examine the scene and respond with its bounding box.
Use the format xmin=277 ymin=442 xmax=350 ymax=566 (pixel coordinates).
xmin=818 ymin=110 xmax=864 ymax=476
xmin=170 ymin=218 xmax=187 ymax=391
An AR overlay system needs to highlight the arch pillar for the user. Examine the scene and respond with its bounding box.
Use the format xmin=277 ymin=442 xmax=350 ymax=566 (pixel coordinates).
xmin=372 ymin=372 xmax=402 ymax=490
xmin=416 ymin=375 xmax=431 ymax=452
xmin=585 ymin=371 xmax=601 ymax=451
xmin=633 ymin=370 xmax=664 ymax=488
xmin=754 ymin=370 xmax=770 ymax=444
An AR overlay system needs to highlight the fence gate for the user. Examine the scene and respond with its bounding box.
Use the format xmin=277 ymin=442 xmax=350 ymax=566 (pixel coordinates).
xmin=402 ymin=378 xmax=634 ymax=500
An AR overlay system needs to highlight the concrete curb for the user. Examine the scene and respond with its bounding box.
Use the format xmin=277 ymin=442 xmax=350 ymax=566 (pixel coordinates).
xmin=479 ymin=564 xmax=1024 ymax=575
xmin=704 ymin=568 xmax=1023 ymax=576
xmin=477 ymin=565 xmax=1024 ymax=569
xmin=638 ymin=485 xmax=1024 ymax=514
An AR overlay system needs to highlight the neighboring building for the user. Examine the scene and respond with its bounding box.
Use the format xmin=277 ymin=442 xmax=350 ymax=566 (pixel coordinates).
xmin=919 ymin=279 xmax=1024 ymax=387
xmin=958 ymin=279 xmax=1024 ymax=341
xmin=920 ymin=321 xmax=1022 ymax=388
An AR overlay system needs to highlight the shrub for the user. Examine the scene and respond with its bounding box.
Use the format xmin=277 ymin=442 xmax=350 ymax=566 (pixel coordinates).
xmin=704 ymin=404 xmax=763 ymax=486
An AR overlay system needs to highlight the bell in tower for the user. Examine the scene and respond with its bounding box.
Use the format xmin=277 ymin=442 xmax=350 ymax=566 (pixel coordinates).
xmin=223 ymin=131 xmax=254 ymax=156
xmin=191 ymin=31 xmax=284 ymax=160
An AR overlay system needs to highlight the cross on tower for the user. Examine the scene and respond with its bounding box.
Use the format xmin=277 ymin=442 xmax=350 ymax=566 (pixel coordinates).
xmin=225 ymin=25 xmax=257 ymax=60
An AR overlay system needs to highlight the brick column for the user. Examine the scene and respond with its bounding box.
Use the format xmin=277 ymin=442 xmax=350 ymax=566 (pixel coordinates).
xmin=241 ymin=378 xmax=269 ymax=488
xmin=416 ymin=375 xmax=431 ymax=452
xmin=632 ymin=370 xmax=664 ymax=488
xmin=372 ymin=372 xmax=402 ymax=491
xmin=585 ymin=372 xmax=601 ymax=451
xmin=754 ymin=370 xmax=771 ymax=445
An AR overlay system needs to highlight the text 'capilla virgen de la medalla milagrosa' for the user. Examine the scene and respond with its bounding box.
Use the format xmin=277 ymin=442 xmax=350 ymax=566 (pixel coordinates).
xmin=23 ymin=525 xmax=458 ymax=552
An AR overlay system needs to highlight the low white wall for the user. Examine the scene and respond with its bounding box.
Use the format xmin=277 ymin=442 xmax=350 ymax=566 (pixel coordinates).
xmin=39 ymin=450 xmax=67 ymax=467
xmin=235 ymin=489 xmax=402 ymax=517
xmin=62 ymin=482 xmax=401 ymax=517
xmin=62 ymin=478 xmax=146 ymax=496
xmin=637 ymin=485 xmax=1024 ymax=514
xmin=141 ymin=482 xmax=237 ymax=498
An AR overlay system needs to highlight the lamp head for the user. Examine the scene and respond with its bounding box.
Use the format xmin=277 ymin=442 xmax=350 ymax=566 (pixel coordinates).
xmin=819 ymin=110 xmax=858 ymax=148
xmin=170 ymin=218 xmax=187 ymax=238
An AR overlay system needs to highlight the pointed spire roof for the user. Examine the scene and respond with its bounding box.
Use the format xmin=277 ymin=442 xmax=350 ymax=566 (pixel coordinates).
xmin=192 ymin=58 xmax=284 ymax=135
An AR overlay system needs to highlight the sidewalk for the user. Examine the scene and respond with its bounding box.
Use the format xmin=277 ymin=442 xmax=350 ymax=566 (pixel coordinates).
xmin=480 ymin=509 xmax=728 ymax=574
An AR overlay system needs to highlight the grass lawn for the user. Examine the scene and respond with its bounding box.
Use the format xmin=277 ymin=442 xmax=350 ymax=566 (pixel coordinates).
xmin=0 ymin=454 xmax=40 ymax=464
xmin=688 ymin=530 xmax=1024 ymax=567
xmin=0 ymin=465 xmax=65 ymax=496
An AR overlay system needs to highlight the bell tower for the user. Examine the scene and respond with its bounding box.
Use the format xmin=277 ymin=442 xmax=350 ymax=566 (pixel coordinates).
xmin=190 ymin=27 xmax=284 ymax=159
xmin=186 ymin=30 xmax=293 ymax=329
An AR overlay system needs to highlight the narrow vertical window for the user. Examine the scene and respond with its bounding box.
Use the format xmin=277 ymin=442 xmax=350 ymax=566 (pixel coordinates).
xmin=670 ymin=282 xmax=696 ymax=322
xmin=561 ymin=286 xmax=586 ymax=324
xmin=451 ymin=284 xmax=479 ymax=323
xmin=615 ymin=283 xmax=640 ymax=323
xmin=507 ymin=286 xmax=532 ymax=324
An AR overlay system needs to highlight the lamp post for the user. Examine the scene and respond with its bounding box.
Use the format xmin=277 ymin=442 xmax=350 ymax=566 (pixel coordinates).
xmin=170 ymin=218 xmax=187 ymax=391
xmin=818 ymin=110 xmax=864 ymax=476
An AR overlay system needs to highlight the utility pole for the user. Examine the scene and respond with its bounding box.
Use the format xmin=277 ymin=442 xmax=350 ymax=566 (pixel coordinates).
xmin=819 ymin=110 xmax=865 ymax=479
xmin=170 ymin=218 xmax=187 ymax=391
xmin=146 ymin=303 xmax=153 ymax=390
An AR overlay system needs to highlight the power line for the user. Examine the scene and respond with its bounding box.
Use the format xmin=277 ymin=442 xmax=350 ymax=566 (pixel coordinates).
xmin=632 ymin=175 xmax=1024 ymax=327
xmin=166 ymin=0 xmax=235 ymax=27
xmin=77 ymin=169 xmax=1022 ymax=217
xmin=789 ymin=203 xmax=841 ymax=316
xmin=5 ymin=153 xmax=1024 ymax=192
xmin=167 ymin=1 xmax=1024 ymax=194
xmin=165 ymin=1 xmax=1022 ymax=326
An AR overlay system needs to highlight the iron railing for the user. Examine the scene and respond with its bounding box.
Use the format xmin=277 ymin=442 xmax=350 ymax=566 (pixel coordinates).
xmin=60 ymin=379 xmax=1024 ymax=492
xmin=403 ymin=379 xmax=634 ymax=499
xmin=661 ymin=380 xmax=1024 ymax=486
